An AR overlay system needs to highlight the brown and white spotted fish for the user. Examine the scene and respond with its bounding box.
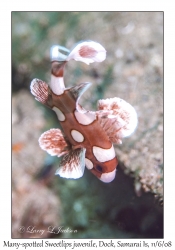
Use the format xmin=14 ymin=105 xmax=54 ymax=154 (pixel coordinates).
xmin=30 ymin=41 xmax=137 ymax=183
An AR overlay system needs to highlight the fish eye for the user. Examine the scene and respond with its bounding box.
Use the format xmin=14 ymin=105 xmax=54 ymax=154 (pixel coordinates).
xmin=96 ymin=165 xmax=103 ymax=172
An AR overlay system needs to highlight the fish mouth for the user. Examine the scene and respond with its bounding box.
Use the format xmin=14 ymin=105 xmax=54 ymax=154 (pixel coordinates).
xmin=99 ymin=169 xmax=116 ymax=183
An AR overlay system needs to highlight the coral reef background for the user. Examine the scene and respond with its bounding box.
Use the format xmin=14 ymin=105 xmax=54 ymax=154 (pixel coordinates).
xmin=12 ymin=12 xmax=163 ymax=238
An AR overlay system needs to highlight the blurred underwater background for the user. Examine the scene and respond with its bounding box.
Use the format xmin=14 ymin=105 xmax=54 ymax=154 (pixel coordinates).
xmin=12 ymin=11 xmax=163 ymax=238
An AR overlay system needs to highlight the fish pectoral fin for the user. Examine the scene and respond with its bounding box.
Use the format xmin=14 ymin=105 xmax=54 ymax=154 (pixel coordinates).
xmin=96 ymin=97 xmax=138 ymax=144
xmin=38 ymin=128 xmax=70 ymax=157
xmin=55 ymin=148 xmax=86 ymax=179
xmin=30 ymin=78 xmax=52 ymax=106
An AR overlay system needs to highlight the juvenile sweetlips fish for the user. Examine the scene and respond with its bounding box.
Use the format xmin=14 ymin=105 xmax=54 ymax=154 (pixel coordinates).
xmin=30 ymin=40 xmax=138 ymax=183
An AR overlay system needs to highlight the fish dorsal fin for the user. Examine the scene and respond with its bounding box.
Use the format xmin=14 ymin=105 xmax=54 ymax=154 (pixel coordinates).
xmin=96 ymin=97 xmax=138 ymax=144
xmin=69 ymin=82 xmax=92 ymax=113
xmin=55 ymin=148 xmax=86 ymax=179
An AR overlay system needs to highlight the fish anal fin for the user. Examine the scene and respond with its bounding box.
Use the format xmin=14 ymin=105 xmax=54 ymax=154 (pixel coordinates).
xmin=30 ymin=78 xmax=52 ymax=107
xmin=55 ymin=148 xmax=86 ymax=179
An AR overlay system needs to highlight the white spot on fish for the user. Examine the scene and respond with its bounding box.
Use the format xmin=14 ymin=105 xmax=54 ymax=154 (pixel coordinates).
xmin=71 ymin=130 xmax=84 ymax=142
xmin=52 ymin=107 xmax=66 ymax=121
xmin=99 ymin=169 xmax=116 ymax=183
xmin=92 ymin=144 xmax=115 ymax=162
xmin=85 ymin=158 xmax=93 ymax=169
xmin=74 ymin=110 xmax=96 ymax=125
xmin=50 ymin=75 xmax=65 ymax=95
